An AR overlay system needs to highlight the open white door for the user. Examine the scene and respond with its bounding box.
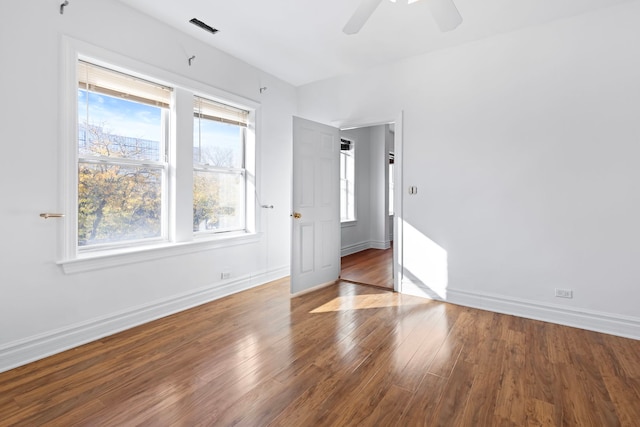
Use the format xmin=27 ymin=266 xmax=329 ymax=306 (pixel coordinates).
xmin=291 ymin=117 xmax=341 ymax=294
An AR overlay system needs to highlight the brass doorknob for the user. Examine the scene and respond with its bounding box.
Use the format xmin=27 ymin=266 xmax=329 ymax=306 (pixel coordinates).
xmin=293 ymin=212 xmax=302 ymax=219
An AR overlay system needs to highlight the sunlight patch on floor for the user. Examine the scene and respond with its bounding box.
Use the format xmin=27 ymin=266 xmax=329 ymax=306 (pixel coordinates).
xmin=310 ymin=293 xmax=429 ymax=313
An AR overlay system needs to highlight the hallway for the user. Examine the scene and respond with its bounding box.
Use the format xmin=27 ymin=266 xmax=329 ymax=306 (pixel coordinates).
xmin=340 ymin=247 xmax=393 ymax=289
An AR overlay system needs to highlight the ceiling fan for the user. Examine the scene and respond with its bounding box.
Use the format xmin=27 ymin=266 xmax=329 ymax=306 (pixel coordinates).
xmin=343 ymin=0 xmax=463 ymax=35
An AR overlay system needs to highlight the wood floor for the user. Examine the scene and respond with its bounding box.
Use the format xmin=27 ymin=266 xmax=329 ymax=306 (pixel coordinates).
xmin=341 ymin=247 xmax=393 ymax=289
xmin=1 ymin=278 xmax=640 ymax=426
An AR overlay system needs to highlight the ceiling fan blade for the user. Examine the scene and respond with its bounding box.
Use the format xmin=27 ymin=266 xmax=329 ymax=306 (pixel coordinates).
xmin=343 ymin=0 xmax=385 ymax=35
xmin=426 ymin=0 xmax=463 ymax=32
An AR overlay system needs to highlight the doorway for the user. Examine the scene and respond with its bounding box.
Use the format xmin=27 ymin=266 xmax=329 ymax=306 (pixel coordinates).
xmin=339 ymin=123 xmax=395 ymax=289
xmin=341 ymin=246 xmax=393 ymax=288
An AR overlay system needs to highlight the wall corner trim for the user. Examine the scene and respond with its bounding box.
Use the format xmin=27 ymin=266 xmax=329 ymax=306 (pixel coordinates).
xmin=401 ymin=281 xmax=640 ymax=340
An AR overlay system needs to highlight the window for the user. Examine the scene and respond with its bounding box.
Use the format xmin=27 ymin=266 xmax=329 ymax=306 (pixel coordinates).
xmin=63 ymin=47 xmax=258 ymax=269
xmin=340 ymin=138 xmax=356 ymax=222
xmin=193 ymin=96 xmax=248 ymax=233
xmin=77 ymin=61 xmax=170 ymax=249
xmin=389 ymin=152 xmax=395 ymax=216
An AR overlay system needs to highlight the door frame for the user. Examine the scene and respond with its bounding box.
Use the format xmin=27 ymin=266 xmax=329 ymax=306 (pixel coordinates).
xmin=336 ymin=111 xmax=404 ymax=292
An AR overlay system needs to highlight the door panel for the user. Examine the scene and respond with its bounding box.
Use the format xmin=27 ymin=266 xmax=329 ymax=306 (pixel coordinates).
xmin=319 ymin=158 xmax=332 ymax=206
xmin=291 ymin=117 xmax=340 ymax=294
xmin=300 ymin=223 xmax=315 ymax=273
xmin=319 ymin=220 xmax=333 ymax=268
xmin=300 ymin=157 xmax=315 ymax=207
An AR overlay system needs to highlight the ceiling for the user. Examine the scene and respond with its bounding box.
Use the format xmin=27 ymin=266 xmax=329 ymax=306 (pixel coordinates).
xmin=118 ymin=0 xmax=632 ymax=87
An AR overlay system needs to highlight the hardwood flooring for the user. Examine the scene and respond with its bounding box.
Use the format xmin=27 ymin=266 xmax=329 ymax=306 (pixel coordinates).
xmin=1 ymin=278 xmax=640 ymax=426
xmin=341 ymin=247 xmax=393 ymax=289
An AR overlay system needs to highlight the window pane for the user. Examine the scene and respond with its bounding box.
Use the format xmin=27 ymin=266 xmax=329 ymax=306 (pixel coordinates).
xmin=78 ymin=163 xmax=163 ymax=246
xmin=193 ymin=170 xmax=245 ymax=232
xmin=193 ymin=117 xmax=243 ymax=168
xmin=78 ymin=90 xmax=163 ymax=161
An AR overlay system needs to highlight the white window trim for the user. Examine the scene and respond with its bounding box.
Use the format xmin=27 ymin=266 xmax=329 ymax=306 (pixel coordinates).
xmin=58 ymin=233 xmax=260 ymax=274
xmin=192 ymin=96 xmax=249 ymax=235
xmin=59 ymin=36 xmax=261 ymax=274
xmin=340 ymin=138 xmax=356 ymax=223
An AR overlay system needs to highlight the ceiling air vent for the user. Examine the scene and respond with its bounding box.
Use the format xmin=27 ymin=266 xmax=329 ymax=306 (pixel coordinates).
xmin=189 ymin=18 xmax=219 ymax=35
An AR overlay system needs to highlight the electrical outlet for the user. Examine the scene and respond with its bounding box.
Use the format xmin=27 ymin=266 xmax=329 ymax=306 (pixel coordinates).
xmin=221 ymin=272 xmax=231 ymax=280
xmin=555 ymin=288 xmax=573 ymax=299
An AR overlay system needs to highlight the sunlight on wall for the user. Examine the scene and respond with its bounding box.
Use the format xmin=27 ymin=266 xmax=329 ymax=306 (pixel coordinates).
xmin=402 ymin=220 xmax=449 ymax=300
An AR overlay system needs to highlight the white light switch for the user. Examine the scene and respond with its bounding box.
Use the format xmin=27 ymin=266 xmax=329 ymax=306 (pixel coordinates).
xmin=408 ymin=186 xmax=418 ymax=195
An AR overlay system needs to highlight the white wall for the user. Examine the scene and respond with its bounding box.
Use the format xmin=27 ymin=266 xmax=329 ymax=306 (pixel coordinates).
xmin=299 ymin=1 xmax=640 ymax=338
xmin=0 ymin=0 xmax=295 ymax=371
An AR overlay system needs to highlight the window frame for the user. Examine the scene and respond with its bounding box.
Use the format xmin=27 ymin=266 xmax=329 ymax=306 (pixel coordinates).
xmin=192 ymin=96 xmax=249 ymax=235
xmin=389 ymin=152 xmax=395 ymax=216
xmin=59 ymin=37 xmax=260 ymax=273
xmin=340 ymin=138 xmax=356 ymax=223
xmin=76 ymin=61 xmax=172 ymax=251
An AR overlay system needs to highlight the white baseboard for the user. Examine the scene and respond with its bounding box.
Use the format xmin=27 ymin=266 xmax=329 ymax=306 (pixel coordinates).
xmin=401 ymin=280 xmax=640 ymax=340
xmin=259 ymin=265 xmax=289 ymax=284
xmin=341 ymin=240 xmax=390 ymax=257
xmin=290 ymin=279 xmax=337 ymax=297
xmin=370 ymin=240 xmax=391 ymax=250
xmin=341 ymin=242 xmax=370 ymax=257
xmin=0 ymin=266 xmax=289 ymax=374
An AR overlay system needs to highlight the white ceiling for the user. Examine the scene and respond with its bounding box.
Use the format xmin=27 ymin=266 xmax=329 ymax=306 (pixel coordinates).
xmin=118 ymin=0 xmax=632 ymax=87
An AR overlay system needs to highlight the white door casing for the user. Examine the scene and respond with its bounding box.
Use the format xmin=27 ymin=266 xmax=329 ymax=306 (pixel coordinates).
xmin=393 ymin=111 xmax=403 ymax=292
xmin=291 ymin=117 xmax=341 ymax=294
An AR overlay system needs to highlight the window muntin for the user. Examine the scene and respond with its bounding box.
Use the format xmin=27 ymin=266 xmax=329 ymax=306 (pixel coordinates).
xmin=193 ymin=96 xmax=248 ymax=233
xmin=77 ymin=61 xmax=170 ymax=249
xmin=340 ymin=138 xmax=356 ymax=222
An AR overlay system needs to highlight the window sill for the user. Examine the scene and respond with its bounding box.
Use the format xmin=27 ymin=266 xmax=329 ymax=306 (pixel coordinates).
xmin=58 ymin=232 xmax=260 ymax=274
xmin=341 ymin=220 xmax=357 ymax=228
